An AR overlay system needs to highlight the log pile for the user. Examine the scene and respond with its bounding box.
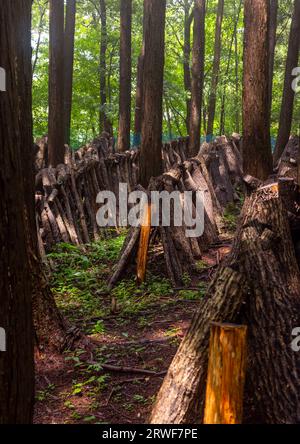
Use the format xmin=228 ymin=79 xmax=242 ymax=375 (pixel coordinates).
xmin=35 ymin=134 xmax=243 ymax=259
xmin=108 ymin=135 xmax=244 ymax=288
xmin=150 ymin=178 xmax=300 ymax=424
xmin=276 ymin=136 xmax=299 ymax=182
xmin=35 ymin=136 xmax=139 ymax=253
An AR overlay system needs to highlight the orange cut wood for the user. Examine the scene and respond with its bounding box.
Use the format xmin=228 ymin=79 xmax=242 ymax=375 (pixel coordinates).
xmin=136 ymin=203 xmax=152 ymax=283
xmin=204 ymin=322 xmax=247 ymax=424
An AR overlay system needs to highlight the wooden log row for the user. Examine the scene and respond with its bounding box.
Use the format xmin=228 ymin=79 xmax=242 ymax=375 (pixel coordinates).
xmin=35 ymin=135 xmax=243 ymax=254
xmin=150 ymin=179 xmax=300 ymax=424
xmin=108 ymin=149 xmax=235 ymax=288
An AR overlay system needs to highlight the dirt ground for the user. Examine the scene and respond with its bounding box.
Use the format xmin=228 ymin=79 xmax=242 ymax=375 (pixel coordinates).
xmin=34 ymin=241 xmax=231 ymax=424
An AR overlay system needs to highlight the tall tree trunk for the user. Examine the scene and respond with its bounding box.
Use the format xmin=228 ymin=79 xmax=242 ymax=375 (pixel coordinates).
xmin=0 ymin=0 xmax=34 ymax=424
xmin=243 ymin=0 xmax=273 ymax=181
xmin=268 ymin=0 xmax=278 ymax=116
xmin=273 ymin=0 xmax=300 ymax=163
xmin=207 ymin=0 xmax=224 ymax=137
xmin=24 ymin=1 xmax=72 ymax=353
xmin=133 ymin=53 xmax=144 ymax=146
xmin=118 ymin=0 xmax=132 ymax=152
xmin=188 ymin=0 xmax=205 ymax=157
xmin=48 ymin=0 xmax=65 ymax=167
xmin=99 ymin=0 xmax=113 ymax=135
xmin=184 ymin=1 xmax=193 ymax=134
xmin=139 ymin=0 xmax=166 ymax=187
xmin=64 ymin=0 xmax=76 ymax=146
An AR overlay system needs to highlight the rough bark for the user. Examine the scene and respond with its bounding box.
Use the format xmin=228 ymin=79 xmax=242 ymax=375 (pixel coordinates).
xmin=64 ymin=0 xmax=76 ymax=145
xmin=139 ymin=0 xmax=166 ymax=187
xmin=273 ymin=0 xmax=300 ymax=163
xmin=150 ymin=181 xmax=300 ymax=424
xmin=48 ymin=0 xmax=65 ymax=167
xmin=207 ymin=0 xmax=224 ymax=137
xmin=242 ymin=0 xmax=273 ymax=180
xmin=0 ymin=0 xmax=34 ymax=424
xmin=188 ymin=0 xmax=205 ymax=157
xmin=118 ymin=0 xmax=132 ymax=152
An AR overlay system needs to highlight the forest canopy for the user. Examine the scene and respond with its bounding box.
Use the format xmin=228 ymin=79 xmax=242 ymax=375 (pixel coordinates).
xmin=32 ymin=0 xmax=299 ymax=148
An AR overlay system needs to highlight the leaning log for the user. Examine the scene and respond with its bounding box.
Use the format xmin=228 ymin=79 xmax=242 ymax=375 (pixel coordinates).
xmin=150 ymin=180 xmax=300 ymax=424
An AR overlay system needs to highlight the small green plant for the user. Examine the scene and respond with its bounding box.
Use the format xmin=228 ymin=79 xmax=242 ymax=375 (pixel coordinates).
xmin=133 ymin=394 xmax=148 ymax=404
xmin=90 ymin=320 xmax=105 ymax=335
xmin=182 ymin=272 xmax=191 ymax=286
xmin=36 ymin=383 xmax=55 ymax=402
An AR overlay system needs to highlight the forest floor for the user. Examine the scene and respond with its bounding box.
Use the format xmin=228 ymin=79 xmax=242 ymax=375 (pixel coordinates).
xmin=34 ymin=207 xmax=237 ymax=424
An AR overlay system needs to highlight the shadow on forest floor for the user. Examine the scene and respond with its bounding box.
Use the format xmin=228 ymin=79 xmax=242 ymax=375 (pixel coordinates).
xmin=34 ymin=218 xmax=234 ymax=424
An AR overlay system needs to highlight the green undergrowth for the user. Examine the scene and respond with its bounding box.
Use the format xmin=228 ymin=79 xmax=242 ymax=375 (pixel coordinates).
xmin=48 ymin=234 xmax=207 ymax=334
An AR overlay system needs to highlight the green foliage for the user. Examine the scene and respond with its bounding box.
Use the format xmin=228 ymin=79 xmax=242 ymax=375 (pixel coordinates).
xmin=111 ymin=274 xmax=172 ymax=314
xmin=36 ymin=383 xmax=55 ymax=402
xmin=48 ymin=236 xmax=126 ymax=324
xmin=48 ymin=236 xmax=174 ymax=327
xmin=31 ymin=0 xmax=298 ymax=148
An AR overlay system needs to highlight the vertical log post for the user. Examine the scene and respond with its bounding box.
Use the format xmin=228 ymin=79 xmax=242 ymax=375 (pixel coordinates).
xmin=204 ymin=322 xmax=247 ymax=424
xmin=136 ymin=203 xmax=152 ymax=283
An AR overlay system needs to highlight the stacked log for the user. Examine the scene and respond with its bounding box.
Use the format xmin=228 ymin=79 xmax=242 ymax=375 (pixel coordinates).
xmin=150 ymin=178 xmax=300 ymax=424
xmin=276 ymin=136 xmax=299 ymax=181
xmin=108 ymin=136 xmax=243 ymax=288
xmin=35 ymin=135 xmax=243 ymax=255
xmin=35 ymin=137 xmax=139 ymax=252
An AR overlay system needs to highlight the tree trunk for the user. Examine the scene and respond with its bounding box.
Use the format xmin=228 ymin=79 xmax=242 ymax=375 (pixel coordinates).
xmin=188 ymin=0 xmax=205 ymax=157
xmin=150 ymin=180 xmax=300 ymax=424
xmin=139 ymin=0 xmax=166 ymax=188
xmin=184 ymin=1 xmax=193 ymax=134
xmin=268 ymin=0 xmax=278 ymax=115
xmin=207 ymin=0 xmax=224 ymax=137
xmin=242 ymin=0 xmax=273 ymax=181
xmin=48 ymin=0 xmax=65 ymax=167
xmin=64 ymin=0 xmax=76 ymax=146
xmin=133 ymin=53 xmax=144 ymax=146
xmin=273 ymin=0 xmax=300 ymax=163
xmin=26 ymin=2 xmax=72 ymax=353
xmin=99 ymin=0 xmax=113 ymax=135
xmin=118 ymin=0 xmax=132 ymax=152
xmin=0 ymin=0 xmax=34 ymax=424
